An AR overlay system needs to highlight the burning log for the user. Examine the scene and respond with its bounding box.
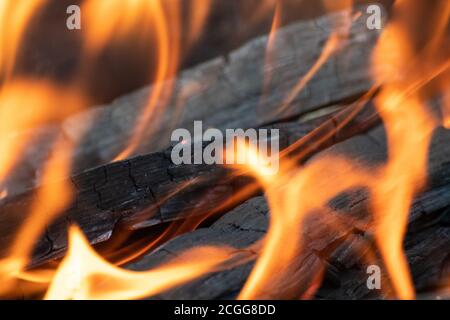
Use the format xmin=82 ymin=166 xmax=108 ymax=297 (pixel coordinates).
xmin=3 ymin=7 xmax=380 ymax=199
xmin=1 ymin=2 xmax=447 ymax=300
xmin=0 ymin=7 xmax=384 ymax=266
xmin=0 ymin=98 xmax=379 ymax=266
xmin=126 ymin=123 xmax=450 ymax=300
xmin=66 ymin=8 xmax=378 ymax=172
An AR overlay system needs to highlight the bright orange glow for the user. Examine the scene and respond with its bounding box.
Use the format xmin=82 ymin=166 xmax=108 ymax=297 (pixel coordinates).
xmin=82 ymin=0 xmax=161 ymax=55
xmin=444 ymin=91 xmax=450 ymax=128
xmin=372 ymin=89 xmax=435 ymax=300
xmin=45 ymin=226 xmax=232 ymax=300
xmin=0 ymin=139 xmax=74 ymax=296
xmin=0 ymin=80 xmax=83 ymax=182
xmin=0 ymin=188 xmax=7 ymax=200
xmin=369 ymin=0 xmax=448 ymax=298
xmin=0 ymin=0 xmax=448 ymax=301
xmin=0 ymin=0 xmax=46 ymax=78
xmin=231 ymin=141 xmax=370 ymax=299
xmin=81 ymin=0 xmax=212 ymax=161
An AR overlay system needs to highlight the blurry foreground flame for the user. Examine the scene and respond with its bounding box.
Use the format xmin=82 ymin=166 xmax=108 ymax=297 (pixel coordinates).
xmin=45 ymin=226 xmax=232 ymax=300
xmin=0 ymin=80 xmax=83 ymax=183
xmin=0 ymin=0 xmax=46 ymax=78
xmin=0 ymin=139 xmax=74 ymax=296
xmin=80 ymin=0 xmax=212 ymax=160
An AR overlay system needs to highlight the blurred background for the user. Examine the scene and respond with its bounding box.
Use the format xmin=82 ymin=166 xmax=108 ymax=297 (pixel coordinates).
xmin=11 ymin=0 xmax=394 ymax=106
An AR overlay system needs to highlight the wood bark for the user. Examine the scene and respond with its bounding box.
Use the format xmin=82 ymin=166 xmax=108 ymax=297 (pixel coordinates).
xmin=1 ymin=6 xmax=448 ymax=299
xmin=0 ymin=8 xmax=382 ymax=265
xmin=126 ymin=124 xmax=450 ymax=300
xmin=4 ymin=8 xmax=380 ymax=198
xmin=0 ymin=98 xmax=379 ymax=265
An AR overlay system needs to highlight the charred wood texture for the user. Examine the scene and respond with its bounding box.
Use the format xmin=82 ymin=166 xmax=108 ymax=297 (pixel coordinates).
xmin=1 ymin=7 xmax=448 ymax=299
xmin=0 ymin=99 xmax=379 ymax=265
xmin=5 ymin=8 xmax=380 ymax=197
xmin=126 ymin=125 xmax=450 ymax=300
xmin=1 ymin=8 xmax=382 ymax=264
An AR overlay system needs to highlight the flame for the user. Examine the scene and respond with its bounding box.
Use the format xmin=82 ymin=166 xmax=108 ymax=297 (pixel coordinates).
xmin=230 ymin=142 xmax=370 ymax=299
xmin=262 ymin=0 xmax=282 ymax=97
xmin=444 ymin=91 xmax=450 ymax=128
xmin=0 ymin=1 xmax=448 ymax=301
xmin=0 ymin=139 xmax=74 ymax=296
xmin=0 ymin=0 xmax=46 ymax=78
xmin=45 ymin=225 xmax=232 ymax=300
xmin=276 ymin=4 xmax=357 ymax=115
xmin=369 ymin=0 xmax=448 ymax=299
xmin=81 ymin=0 xmax=212 ymax=160
xmin=0 ymin=80 xmax=83 ymax=182
xmin=278 ymin=32 xmax=341 ymax=114
xmin=186 ymin=0 xmax=212 ymax=47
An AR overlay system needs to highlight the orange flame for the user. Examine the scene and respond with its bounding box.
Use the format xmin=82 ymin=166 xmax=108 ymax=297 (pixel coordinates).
xmin=278 ymin=32 xmax=341 ymax=114
xmin=230 ymin=142 xmax=370 ymax=299
xmin=369 ymin=0 xmax=448 ymax=298
xmin=0 ymin=80 xmax=83 ymax=182
xmin=45 ymin=225 xmax=232 ymax=300
xmin=0 ymin=139 xmax=74 ymax=296
xmin=0 ymin=1 xmax=448 ymax=301
xmin=0 ymin=0 xmax=46 ymax=78
xmin=81 ymin=0 xmax=212 ymax=161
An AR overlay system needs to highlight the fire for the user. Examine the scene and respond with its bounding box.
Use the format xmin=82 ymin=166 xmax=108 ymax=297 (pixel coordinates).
xmin=81 ymin=0 xmax=212 ymax=160
xmin=279 ymin=32 xmax=341 ymax=114
xmin=276 ymin=4 xmax=359 ymax=115
xmin=445 ymin=91 xmax=450 ymax=128
xmin=230 ymin=142 xmax=371 ymax=299
xmin=0 ymin=0 xmax=46 ymax=78
xmin=0 ymin=80 xmax=83 ymax=182
xmin=262 ymin=0 xmax=282 ymax=97
xmin=0 ymin=139 xmax=74 ymax=296
xmin=369 ymin=0 xmax=448 ymax=299
xmin=0 ymin=0 xmax=448 ymax=301
xmin=45 ymin=226 xmax=232 ymax=300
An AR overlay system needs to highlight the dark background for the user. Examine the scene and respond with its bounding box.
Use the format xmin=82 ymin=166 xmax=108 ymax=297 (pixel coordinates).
xmin=10 ymin=0 xmax=394 ymax=105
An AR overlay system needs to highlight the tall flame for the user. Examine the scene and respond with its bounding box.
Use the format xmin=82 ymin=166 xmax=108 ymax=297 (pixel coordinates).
xmin=0 ymin=1 xmax=448 ymax=301
xmin=0 ymin=138 xmax=74 ymax=296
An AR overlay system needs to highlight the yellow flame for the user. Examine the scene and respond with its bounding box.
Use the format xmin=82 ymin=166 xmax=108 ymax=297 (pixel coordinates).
xmin=45 ymin=226 xmax=232 ymax=300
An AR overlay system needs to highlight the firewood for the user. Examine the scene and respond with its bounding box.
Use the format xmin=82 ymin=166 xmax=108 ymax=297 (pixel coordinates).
xmin=67 ymin=8 xmax=379 ymax=172
xmin=125 ymin=125 xmax=450 ymax=300
xmin=0 ymin=98 xmax=379 ymax=266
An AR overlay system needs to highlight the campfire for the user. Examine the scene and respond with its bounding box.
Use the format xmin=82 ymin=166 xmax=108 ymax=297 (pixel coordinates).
xmin=0 ymin=0 xmax=448 ymax=301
